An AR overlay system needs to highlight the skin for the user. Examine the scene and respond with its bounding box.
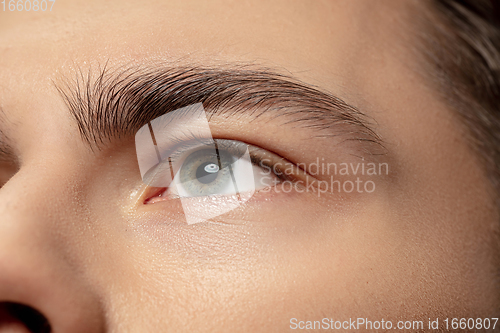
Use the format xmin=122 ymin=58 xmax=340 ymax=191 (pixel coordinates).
xmin=0 ymin=0 xmax=498 ymax=332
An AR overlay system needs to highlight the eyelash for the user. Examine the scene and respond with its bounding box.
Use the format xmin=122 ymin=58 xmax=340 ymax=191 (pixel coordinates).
xmin=143 ymin=135 xmax=306 ymax=201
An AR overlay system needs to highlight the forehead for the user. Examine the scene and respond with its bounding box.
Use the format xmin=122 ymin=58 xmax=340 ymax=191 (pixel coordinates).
xmin=0 ymin=0 xmax=422 ymax=163
xmin=0 ymin=0 xmax=415 ymax=77
xmin=0 ymin=0 xmax=422 ymax=173
xmin=0 ymin=0 xmax=417 ymax=153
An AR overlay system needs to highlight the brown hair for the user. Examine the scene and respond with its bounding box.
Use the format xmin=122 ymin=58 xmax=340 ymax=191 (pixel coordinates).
xmin=422 ymin=0 xmax=500 ymax=303
xmin=421 ymin=0 xmax=500 ymax=203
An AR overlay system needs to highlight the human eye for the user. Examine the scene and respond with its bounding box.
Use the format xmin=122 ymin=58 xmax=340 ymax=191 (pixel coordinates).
xmin=135 ymin=103 xmax=307 ymax=224
xmin=146 ymin=138 xmax=297 ymax=202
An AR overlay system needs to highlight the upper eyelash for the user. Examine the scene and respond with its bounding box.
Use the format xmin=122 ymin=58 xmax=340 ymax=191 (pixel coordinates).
xmin=147 ymin=135 xmax=301 ymax=188
xmin=158 ymin=137 xmax=248 ymax=166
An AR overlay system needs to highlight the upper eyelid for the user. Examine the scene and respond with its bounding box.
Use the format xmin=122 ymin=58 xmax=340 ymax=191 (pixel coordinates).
xmin=161 ymin=137 xmax=215 ymax=162
xmin=156 ymin=137 xmax=252 ymax=169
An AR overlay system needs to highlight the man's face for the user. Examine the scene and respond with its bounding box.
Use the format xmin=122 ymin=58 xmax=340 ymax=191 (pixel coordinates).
xmin=0 ymin=0 xmax=498 ymax=332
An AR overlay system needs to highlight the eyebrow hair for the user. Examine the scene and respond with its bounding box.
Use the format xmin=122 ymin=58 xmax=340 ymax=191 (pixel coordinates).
xmin=0 ymin=108 xmax=15 ymax=163
xmin=55 ymin=63 xmax=384 ymax=155
xmin=0 ymin=137 xmax=11 ymax=162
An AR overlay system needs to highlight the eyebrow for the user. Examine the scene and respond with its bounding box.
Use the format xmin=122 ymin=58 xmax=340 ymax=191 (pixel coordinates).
xmin=0 ymin=108 xmax=15 ymax=163
xmin=0 ymin=138 xmax=11 ymax=162
xmin=55 ymin=63 xmax=384 ymax=154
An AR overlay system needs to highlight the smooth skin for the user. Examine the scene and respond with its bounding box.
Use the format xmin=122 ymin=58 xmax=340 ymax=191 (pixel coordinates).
xmin=0 ymin=0 xmax=498 ymax=332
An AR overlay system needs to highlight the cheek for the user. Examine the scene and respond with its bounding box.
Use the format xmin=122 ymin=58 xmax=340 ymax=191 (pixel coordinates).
xmin=90 ymin=175 xmax=497 ymax=329
xmin=115 ymin=190 xmax=389 ymax=325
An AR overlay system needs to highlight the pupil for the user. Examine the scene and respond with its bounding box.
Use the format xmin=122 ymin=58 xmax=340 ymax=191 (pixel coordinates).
xmin=196 ymin=162 xmax=219 ymax=184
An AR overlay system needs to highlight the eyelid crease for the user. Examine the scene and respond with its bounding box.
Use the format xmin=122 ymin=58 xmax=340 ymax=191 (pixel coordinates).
xmin=248 ymin=146 xmax=311 ymax=183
